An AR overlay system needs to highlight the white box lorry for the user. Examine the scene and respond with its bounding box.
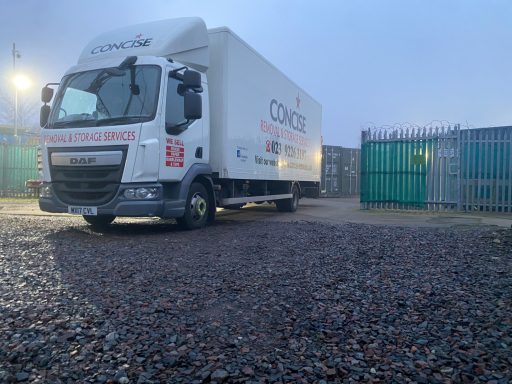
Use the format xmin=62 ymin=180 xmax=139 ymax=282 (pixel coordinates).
xmin=39 ymin=17 xmax=322 ymax=229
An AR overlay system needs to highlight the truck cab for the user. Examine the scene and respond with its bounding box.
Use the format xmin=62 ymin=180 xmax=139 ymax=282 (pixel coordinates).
xmin=40 ymin=18 xmax=216 ymax=229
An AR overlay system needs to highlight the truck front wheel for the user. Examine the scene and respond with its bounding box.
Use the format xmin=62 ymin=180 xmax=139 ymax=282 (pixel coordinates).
xmin=83 ymin=214 xmax=116 ymax=228
xmin=276 ymin=185 xmax=299 ymax=212
xmin=177 ymin=182 xmax=210 ymax=229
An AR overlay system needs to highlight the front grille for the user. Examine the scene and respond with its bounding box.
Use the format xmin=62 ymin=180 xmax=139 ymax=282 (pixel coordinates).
xmin=49 ymin=146 xmax=128 ymax=206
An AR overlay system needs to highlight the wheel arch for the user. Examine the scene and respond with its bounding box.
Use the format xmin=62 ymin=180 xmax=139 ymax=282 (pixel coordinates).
xmin=175 ymin=164 xmax=213 ymax=199
xmin=193 ymin=174 xmax=216 ymax=223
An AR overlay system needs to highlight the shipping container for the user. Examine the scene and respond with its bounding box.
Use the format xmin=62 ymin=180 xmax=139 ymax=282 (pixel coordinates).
xmin=321 ymin=145 xmax=360 ymax=197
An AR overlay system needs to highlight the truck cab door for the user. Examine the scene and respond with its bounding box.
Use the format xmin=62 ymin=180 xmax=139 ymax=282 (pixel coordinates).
xmin=159 ymin=69 xmax=209 ymax=182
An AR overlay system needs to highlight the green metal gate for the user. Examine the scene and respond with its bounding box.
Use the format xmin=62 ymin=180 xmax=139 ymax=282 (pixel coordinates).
xmin=0 ymin=144 xmax=40 ymax=198
xmin=460 ymin=126 xmax=512 ymax=212
xmin=361 ymin=125 xmax=512 ymax=212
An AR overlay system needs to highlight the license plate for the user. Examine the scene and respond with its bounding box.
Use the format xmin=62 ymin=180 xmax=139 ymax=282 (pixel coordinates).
xmin=68 ymin=206 xmax=97 ymax=216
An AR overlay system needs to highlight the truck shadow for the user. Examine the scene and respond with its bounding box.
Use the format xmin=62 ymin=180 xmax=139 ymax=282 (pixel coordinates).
xmin=41 ymin=218 xmax=294 ymax=373
xmin=57 ymin=216 xmax=238 ymax=236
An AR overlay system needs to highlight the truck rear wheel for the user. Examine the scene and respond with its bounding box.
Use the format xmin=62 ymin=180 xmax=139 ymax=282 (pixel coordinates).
xmin=276 ymin=185 xmax=299 ymax=212
xmin=177 ymin=182 xmax=210 ymax=229
xmin=83 ymin=214 xmax=116 ymax=228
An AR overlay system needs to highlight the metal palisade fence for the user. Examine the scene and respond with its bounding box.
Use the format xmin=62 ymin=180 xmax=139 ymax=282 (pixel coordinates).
xmin=0 ymin=143 xmax=40 ymax=198
xmin=361 ymin=125 xmax=512 ymax=212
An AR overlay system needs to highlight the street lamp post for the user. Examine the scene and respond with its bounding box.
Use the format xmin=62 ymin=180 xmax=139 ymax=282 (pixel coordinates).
xmin=12 ymin=43 xmax=21 ymax=140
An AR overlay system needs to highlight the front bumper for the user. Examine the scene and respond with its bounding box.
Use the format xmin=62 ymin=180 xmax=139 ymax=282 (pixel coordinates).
xmin=39 ymin=183 xmax=186 ymax=218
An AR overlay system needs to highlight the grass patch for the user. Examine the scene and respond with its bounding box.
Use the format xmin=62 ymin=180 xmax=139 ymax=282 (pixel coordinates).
xmin=0 ymin=198 xmax=38 ymax=203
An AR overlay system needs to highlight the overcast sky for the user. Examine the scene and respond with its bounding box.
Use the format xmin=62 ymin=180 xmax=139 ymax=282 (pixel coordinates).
xmin=1 ymin=0 xmax=512 ymax=147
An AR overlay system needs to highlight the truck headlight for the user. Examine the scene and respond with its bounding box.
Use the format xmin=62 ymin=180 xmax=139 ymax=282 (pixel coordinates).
xmin=123 ymin=187 xmax=159 ymax=200
xmin=40 ymin=184 xmax=53 ymax=198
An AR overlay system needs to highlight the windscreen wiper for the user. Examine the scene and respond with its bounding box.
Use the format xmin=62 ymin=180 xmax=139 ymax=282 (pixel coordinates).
xmin=51 ymin=119 xmax=97 ymax=128
xmin=86 ymin=68 xmax=125 ymax=94
xmin=95 ymin=116 xmax=143 ymax=126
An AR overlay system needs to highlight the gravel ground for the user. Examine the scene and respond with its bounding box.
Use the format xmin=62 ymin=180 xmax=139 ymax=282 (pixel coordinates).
xmin=0 ymin=216 xmax=511 ymax=384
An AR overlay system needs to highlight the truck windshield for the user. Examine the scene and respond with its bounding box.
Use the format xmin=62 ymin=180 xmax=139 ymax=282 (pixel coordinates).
xmin=48 ymin=65 xmax=161 ymax=128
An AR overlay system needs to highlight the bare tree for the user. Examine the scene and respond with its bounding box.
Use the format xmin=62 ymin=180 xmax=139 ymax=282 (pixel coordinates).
xmin=0 ymin=90 xmax=39 ymax=133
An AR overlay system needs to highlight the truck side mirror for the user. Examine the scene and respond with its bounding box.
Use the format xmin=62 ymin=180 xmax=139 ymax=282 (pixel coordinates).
xmin=183 ymin=70 xmax=202 ymax=92
xmin=184 ymin=93 xmax=202 ymax=120
xmin=40 ymin=105 xmax=51 ymax=127
xmin=41 ymin=86 xmax=54 ymax=103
